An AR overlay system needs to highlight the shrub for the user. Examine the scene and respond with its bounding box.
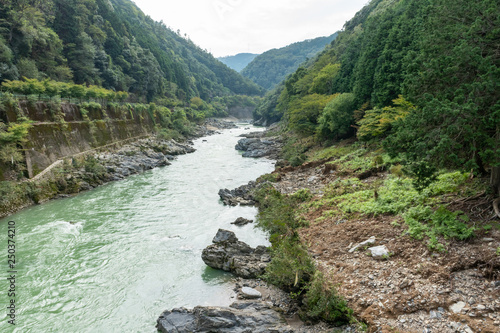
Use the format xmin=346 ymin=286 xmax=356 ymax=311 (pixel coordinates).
xmin=287 ymin=94 xmax=334 ymax=136
xmin=83 ymin=155 xmax=106 ymax=176
xmin=357 ymin=95 xmax=414 ymax=141
xmin=317 ymin=93 xmax=356 ymax=139
xmin=264 ymin=236 xmax=315 ymax=290
xmin=303 ymin=271 xmax=353 ymax=324
xmin=403 ymin=205 xmax=475 ymax=251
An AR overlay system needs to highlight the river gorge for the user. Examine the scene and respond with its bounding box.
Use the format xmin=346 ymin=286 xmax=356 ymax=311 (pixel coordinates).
xmin=0 ymin=125 xmax=274 ymax=332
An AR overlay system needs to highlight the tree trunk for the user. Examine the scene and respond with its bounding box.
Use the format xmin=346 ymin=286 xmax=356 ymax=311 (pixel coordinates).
xmin=491 ymin=126 xmax=500 ymax=196
xmin=492 ymin=166 xmax=500 ymax=197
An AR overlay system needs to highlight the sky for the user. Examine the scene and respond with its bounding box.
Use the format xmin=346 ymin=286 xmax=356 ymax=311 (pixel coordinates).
xmin=131 ymin=0 xmax=369 ymax=57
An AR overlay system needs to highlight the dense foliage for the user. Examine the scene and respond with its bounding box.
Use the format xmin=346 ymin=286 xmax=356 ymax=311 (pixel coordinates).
xmin=0 ymin=0 xmax=263 ymax=103
xmin=256 ymin=0 xmax=499 ymax=190
xmin=241 ymin=33 xmax=338 ymax=90
xmin=2 ymin=78 xmax=128 ymax=102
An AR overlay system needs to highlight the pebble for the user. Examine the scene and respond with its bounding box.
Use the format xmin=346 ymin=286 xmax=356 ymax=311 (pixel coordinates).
xmin=430 ymin=310 xmax=442 ymax=319
xmin=450 ymin=301 xmax=466 ymax=314
xmin=240 ymin=287 xmax=262 ymax=299
xmin=475 ymin=304 xmax=486 ymax=311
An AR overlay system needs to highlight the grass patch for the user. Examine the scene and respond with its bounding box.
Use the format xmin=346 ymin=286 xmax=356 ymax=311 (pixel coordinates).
xmin=306 ymin=169 xmax=482 ymax=251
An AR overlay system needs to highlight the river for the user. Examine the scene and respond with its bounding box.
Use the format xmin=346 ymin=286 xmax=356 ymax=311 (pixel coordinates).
xmin=0 ymin=125 xmax=274 ymax=332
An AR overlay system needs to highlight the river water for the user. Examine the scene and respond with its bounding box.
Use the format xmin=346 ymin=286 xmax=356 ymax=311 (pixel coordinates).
xmin=0 ymin=125 xmax=274 ymax=332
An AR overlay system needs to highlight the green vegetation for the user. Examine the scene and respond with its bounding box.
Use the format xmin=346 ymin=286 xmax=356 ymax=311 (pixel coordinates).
xmin=304 ymin=271 xmax=353 ymax=324
xmin=317 ymin=93 xmax=356 ymax=139
xmin=0 ymin=0 xmax=263 ymax=105
xmin=302 ymin=142 xmax=486 ymax=251
xmin=253 ymin=184 xmax=353 ymax=325
xmin=2 ymin=78 xmax=128 ymax=103
xmin=242 ymin=33 xmax=338 ymax=90
xmin=255 ymin=0 xmax=499 ymax=193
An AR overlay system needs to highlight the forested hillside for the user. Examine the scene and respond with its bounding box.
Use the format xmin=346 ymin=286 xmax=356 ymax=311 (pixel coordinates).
xmin=0 ymin=0 xmax=263 ymax=103
xmin=255 ymin=0 xmax=499 ymax=192
xmin=218 ymin=53 xmax=259 ymax=72
xmin=241 ymin=33 xmax=338 ymax=90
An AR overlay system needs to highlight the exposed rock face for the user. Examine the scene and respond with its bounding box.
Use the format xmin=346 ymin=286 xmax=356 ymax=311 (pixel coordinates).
xmin=235 ymin=137 xmax=281 ymax=159
xmin=156 ymin=301 xmax=292 ymax=333
xmin=218 ymin=181 xmax=257 ymax=206
xmin=202 ymin=229 xmax=270 ymax=279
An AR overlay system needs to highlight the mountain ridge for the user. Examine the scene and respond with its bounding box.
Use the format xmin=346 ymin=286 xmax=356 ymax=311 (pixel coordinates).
xmin=218 ymin=53 xmax=259 ymax=72
xmin=241 ymin=33 xmax=339 ymax=90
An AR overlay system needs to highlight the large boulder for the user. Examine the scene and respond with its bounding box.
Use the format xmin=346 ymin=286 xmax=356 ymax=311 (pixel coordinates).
xmin=201 ymin=229 xmax=270 ymax=279
xmin=156 ymin=301 xmax=292 ymax=333
xmin=235 ymin=137 xmax=280 ymax=158
xmin=218 ymin=181 xmax=257 ymax=206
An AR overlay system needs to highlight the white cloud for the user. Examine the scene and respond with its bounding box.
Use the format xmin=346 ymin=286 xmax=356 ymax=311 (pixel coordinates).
xmin=131 ymin=0 xmax=368 ymax=57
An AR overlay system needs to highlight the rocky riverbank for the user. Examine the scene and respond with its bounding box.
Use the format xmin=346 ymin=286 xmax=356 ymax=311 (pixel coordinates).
xmin=73 ymin=138 xmax=195 ymax=192
xmin=202 ymin=229 xmax=271 ymax=279
xmin=193 ymin=129 xmax=499 ymax=333
xmin=0 ymin=118 xmax=238 ymax=218
xmin=158 ymin=227 xmax=357 ymax=333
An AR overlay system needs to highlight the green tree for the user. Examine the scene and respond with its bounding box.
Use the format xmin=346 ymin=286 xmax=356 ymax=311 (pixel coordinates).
xmin=42 ymin=78 xmax=60 ymax=99
xmin=66 ymin=32 xmax=98 ymax=84
xmin=68 ymin=83 xmax=86 ymax=101
xmin=386 ymin=0 xmax=500 ymax=186
xmin=287 ymin=94 xmax=334 ymax=136
xmin=317 ymin=93 xmax=356 ymax=139
xmin=309 ymin=63 xmax=340 ymax=95
xmin=357 ymin=95 xmax=414 ymax=141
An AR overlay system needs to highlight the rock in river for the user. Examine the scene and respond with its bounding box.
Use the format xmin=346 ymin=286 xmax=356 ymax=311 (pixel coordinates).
xmin=235 ymin=137 xmax=281 ymax=159
xmin=218 ymin=181 xmax=257 ymax=206
xmin=156 ymin=301 xmax=292 ymax=333
xmin=231 ymin=217 xmax=253 ymax=226
xmin=201 ymin=229 xmax=270 ymax=279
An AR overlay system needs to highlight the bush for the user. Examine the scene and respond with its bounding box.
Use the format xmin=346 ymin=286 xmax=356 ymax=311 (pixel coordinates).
xmin=303 ymin=271 xmax=353 ymax=324
xmin=287 ymin=94 xmax=334 ymax=136
xmin=357 ymin=95 xmax=414 ymax=141
xmin=317 ymin=93 xmax=356 ymax=139
xmin=404 ymin=205 xmax=475 ymax=251
xmin=281 ymin=137 xmax=308 ymax=167
xmin=264 ymin=236 xmax=315 ymax=290
xmin=83 ymin=155 xmax=106 ymax=176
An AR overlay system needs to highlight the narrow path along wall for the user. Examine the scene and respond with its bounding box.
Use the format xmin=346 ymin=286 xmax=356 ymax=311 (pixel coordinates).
xmin=1 ymin=100 xmax=158 ymax=179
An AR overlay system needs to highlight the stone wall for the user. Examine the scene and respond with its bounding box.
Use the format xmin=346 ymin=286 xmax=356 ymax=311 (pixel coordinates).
xmin=0 ymin=101 xmax=157 ymax=180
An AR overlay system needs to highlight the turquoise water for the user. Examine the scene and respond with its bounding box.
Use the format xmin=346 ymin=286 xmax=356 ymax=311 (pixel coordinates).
xmin=0 ymin=126 xmax=274 ymax=332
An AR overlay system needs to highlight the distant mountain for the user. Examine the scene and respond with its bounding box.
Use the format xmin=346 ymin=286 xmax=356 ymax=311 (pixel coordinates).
xmin=218 ymin=53 xmax=259 ymax=72
xmin=0 ymin=0 xmax=263 ymax=102
xmin=241 ymin=33 xmax=339 ymax=90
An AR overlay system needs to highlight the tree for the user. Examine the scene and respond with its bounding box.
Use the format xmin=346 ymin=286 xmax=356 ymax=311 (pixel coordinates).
xmin=287 ymin=94 xmax=334 ymax=136
xmin=317 ymin=93 xmax=356 ymax=139
xmin=66 ymin=32 xmax=98 ymax=84
xmin=68 ymin=83 xmax=85 ymax=101
xmin=42 ymin=78 xmax=60 ymax=99
xmin=386 ymin=0 xmax=500 ymax=180
xmin=357 ymin=95 xmax=414 ymax=141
